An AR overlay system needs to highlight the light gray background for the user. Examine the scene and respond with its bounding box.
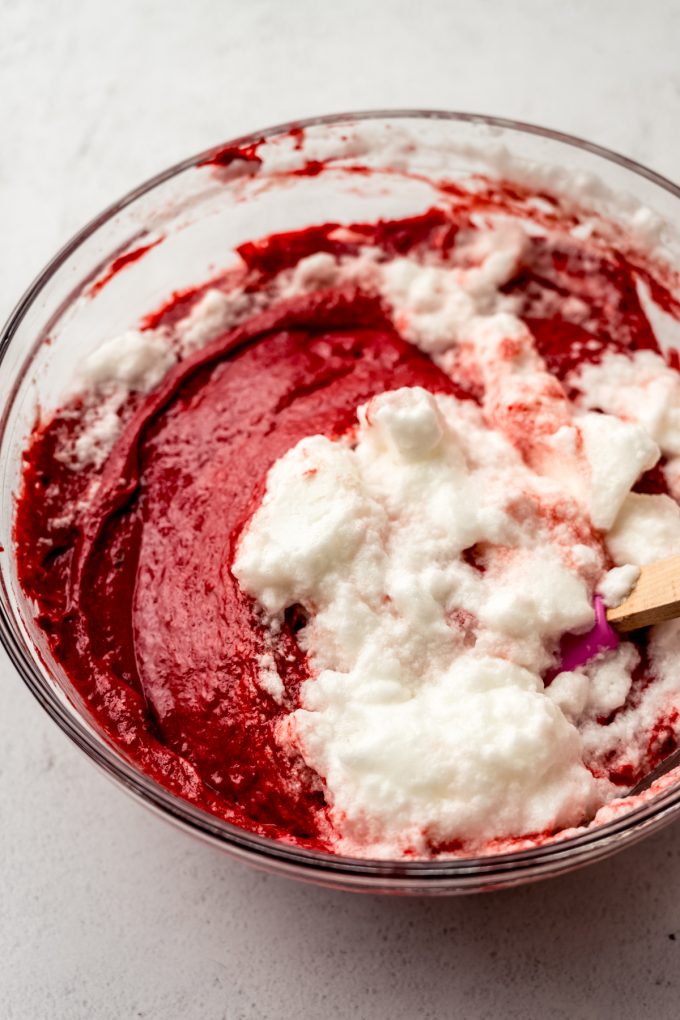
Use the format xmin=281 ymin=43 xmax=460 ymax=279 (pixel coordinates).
xmin=2 ymin=2 xmax=680 ymax=1017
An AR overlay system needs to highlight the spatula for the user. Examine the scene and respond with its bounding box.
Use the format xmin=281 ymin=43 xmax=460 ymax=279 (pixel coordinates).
xmin=558 ymin=553 xmax=680 ymax=673
xmin=554 ymin=554 xmax=680 ymax=795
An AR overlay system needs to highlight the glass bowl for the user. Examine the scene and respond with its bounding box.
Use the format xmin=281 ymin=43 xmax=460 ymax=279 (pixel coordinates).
xmin=3 ymin=110 xmax=680 ymax=895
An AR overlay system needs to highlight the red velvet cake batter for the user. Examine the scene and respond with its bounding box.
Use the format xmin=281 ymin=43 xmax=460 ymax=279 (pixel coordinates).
xmin=14 ymin=186 xmax=680 ymax=855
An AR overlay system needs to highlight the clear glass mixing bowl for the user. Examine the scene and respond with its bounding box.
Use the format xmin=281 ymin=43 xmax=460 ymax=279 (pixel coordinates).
xmin=3 ymin=111 xmax=680 ymax=895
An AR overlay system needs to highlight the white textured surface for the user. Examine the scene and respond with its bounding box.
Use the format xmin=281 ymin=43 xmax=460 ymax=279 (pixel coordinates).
xmin=3 ymin=1 xmax=680 ymax=1017
xmin=234 ymin=386 xmax=601 ymax=857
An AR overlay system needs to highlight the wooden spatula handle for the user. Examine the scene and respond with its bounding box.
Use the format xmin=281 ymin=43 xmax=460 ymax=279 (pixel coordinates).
xmin=607 ymin=554 xmax=680 ymax=632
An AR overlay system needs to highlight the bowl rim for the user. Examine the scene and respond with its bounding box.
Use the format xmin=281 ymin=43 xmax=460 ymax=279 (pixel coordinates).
xmin=4 ymin=107 xmax=680 ymax=888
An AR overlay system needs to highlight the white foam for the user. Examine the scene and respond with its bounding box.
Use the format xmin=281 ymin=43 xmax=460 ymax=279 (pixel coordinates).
xmin=230 ymin=222 xmax=680 ymax=855
xmin=579 ymin=412 xmax=659 ymax=530
xmin=597 ymin=564 xmax=640 ymax=608
xmin=571 ymin=349 xmax=680 ymax=457
xmin=606 ymin=492 xmax=680 ymax=566
xmin=78 ymin=330 xmax=176 ymax=393
xmin=380 ymin=223 xmax=527 ymax=354
xmin=234 ymin=387 xmax=604 ymax=856
xmin=578 ymin=628 xmax=680 ymax=781
xmin=58 ymin=330 xmax=177 ymax=469
xmin=256 ymin=653 xmax=285 ymax=704
xmin=176 ymin=289 xmax=248 ymax=356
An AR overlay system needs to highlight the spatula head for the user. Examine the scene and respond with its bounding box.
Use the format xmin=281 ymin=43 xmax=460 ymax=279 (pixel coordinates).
xmin=556 ymin=595 xmax=619 ymax=675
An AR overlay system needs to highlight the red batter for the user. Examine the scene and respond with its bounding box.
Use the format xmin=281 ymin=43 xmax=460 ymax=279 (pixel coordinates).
xmin=14 ymin=191 xmax=680 ymax=853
